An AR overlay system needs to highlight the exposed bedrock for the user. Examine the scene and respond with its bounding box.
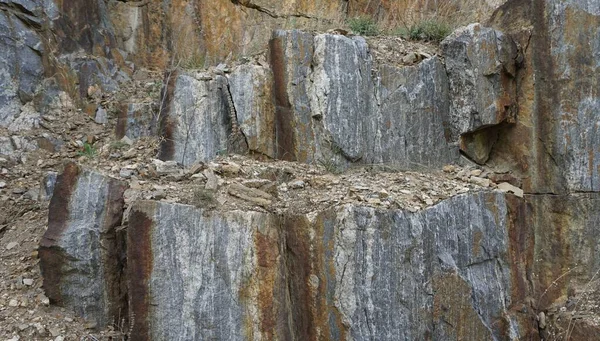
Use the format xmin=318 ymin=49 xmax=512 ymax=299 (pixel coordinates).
xmin=159 ymin=30 xmax=462 ymax=168
xmin=441 ymin=23 xmax=520 ymax=164
xmin=125 ymin=192 xmax=538 ymax=340
xmin=38 ymin=163 xmax=128 ymax=329
xmin=40 ymin=166 xmax=600 ymax=339
xmin=489 ymin=0 xmax=600 ymax=193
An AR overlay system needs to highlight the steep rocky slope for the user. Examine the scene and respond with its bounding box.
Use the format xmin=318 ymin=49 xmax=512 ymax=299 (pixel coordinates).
xmin=1 ymin=0 xmax=600 ymax=340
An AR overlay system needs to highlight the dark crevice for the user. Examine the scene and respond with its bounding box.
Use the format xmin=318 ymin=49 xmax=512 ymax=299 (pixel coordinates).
xmin=231 ymin=0 xmax=316 ymax=19
xmin=223 ymin=79 xmax=249 ymax=155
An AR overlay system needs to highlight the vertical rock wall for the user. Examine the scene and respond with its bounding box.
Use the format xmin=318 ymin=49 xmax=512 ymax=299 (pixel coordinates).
xmin=127 ymin=201 xmax=288 ymax=341
xmin=38 ymin=163 xmax=128 ymax=328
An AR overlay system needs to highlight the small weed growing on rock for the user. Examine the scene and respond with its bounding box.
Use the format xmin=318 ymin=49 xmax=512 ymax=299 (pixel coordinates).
xmin=396 ymin=19 xmax=451 ymax=42
xmin=110 ymin=141 xmax=129 ymax=150
xmin=78 ymin=142 xmax=96 ymax=158
xmin=348 ymin=16 xmax=380 ymax=36
xmin=318 ymin=158 xmax=342 ymax=174
xmin=193 ymin=188 xmax=217 ymax=208
xmin=181 ymin=53 xmax=206 ymax=69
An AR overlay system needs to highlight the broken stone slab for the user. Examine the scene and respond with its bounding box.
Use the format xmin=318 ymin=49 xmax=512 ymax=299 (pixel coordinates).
xmin=152 ymin=159 xmax=179 ymax=175
xmin=228 ymin=64 xmax=276 ymax=158
xmin=94 ymin=106 xmax=108 ymax=124
xmin=496 ymin=182 xmax=523 ymax=197
xmin=127 ymin=200 xmax=287 ymax=340
xmin=38 ymin=163 xmax=128 ymax=328
xmin=227 ymin=183 xmax=272 ymax=207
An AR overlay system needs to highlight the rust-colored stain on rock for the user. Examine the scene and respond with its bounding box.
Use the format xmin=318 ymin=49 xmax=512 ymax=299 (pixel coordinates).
xmin=432 ymin=272 xmax=492 ymax=340
xmin=127 ymin=203 xmax=155 ymax=341
xmin=269 ymin=35 xmax=297 ymax=161
xmin=255 ymin=229 xmax=279 ymax=339
xmin=39 ymin=162 xmax=80 ymax=305
xmin=282 ymin=214 xmax=316 ymax=339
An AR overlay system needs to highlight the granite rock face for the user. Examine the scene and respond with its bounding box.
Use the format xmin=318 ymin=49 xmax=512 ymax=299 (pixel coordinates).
xmin=158 ymin=72 xmax=231 ymax=166
xmin=160 ymin=30 xmax=458 ymax=169
xmin=285 ymin=191 xmax=532 ymax=340
xmin=271 ymin=30 xmax=457 ymax=167
xmin=441 ymin=23 xmax=519 ymax=164
xmin=124 ymin=192 xmax=536 ymax=340
xmin=489 ymin=0 xmax=600 ymax=193
xmin=38 ymin=163 xmax=128 ymax=328
xmin=0 ymin=0 xmax=44 ymax=127
xmin=127 ymin=201 xmax=288 ymax=341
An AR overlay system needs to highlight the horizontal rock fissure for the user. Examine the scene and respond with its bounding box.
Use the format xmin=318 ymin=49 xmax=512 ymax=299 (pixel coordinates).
xmin=231 ymin=0 xmax=317 ymax=20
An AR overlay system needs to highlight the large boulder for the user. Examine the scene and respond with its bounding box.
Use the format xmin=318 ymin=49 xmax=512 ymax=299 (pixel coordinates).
xmin=270 ymin=30 xmax=457 ymax=168
xmin=39 ymin=163 xmax=128 ymax=328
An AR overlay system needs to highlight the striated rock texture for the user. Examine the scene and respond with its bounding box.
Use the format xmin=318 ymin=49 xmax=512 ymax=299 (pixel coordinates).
xmin=161 ymin=30 xmax=458 ymax=169
xmin=127 ymin=201 xmax=288 ymax=341
xmin=285 ymin=191 xmax=534 ymax=340
xmin=489 ymin=0 xmax=600 ymax=193
xmin=271 ymin=30 xmax=456 ymax=167
xmin=38 ymin=163 xmax=128 ymax=328
xmin=0 ymin=0 xmax=44 ymax=127
xmin=158 ymin=72 xmax=232 ymax=166
xmin=125 ymin=192 xmax=537 ymax=340
xmin=442 ymin=23 xmax=519 ymax=164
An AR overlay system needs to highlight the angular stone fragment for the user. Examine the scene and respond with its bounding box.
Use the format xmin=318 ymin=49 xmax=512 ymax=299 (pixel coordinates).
xmin=497 ymin=182 xmax=523 ymax=197
xmin=38 ymin=163 xmax=128 ymax=328
xmin=228 ymin=183 xmax=272 ymax=207
xmin=127 ymin=201 xmax=288 ymax=340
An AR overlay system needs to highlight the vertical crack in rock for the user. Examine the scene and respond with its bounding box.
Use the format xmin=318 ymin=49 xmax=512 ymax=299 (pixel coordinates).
xmin=157 ymin=68 xmax=178 ymax=162
xmin=224 ymin=78 xmax=249 ymax=155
